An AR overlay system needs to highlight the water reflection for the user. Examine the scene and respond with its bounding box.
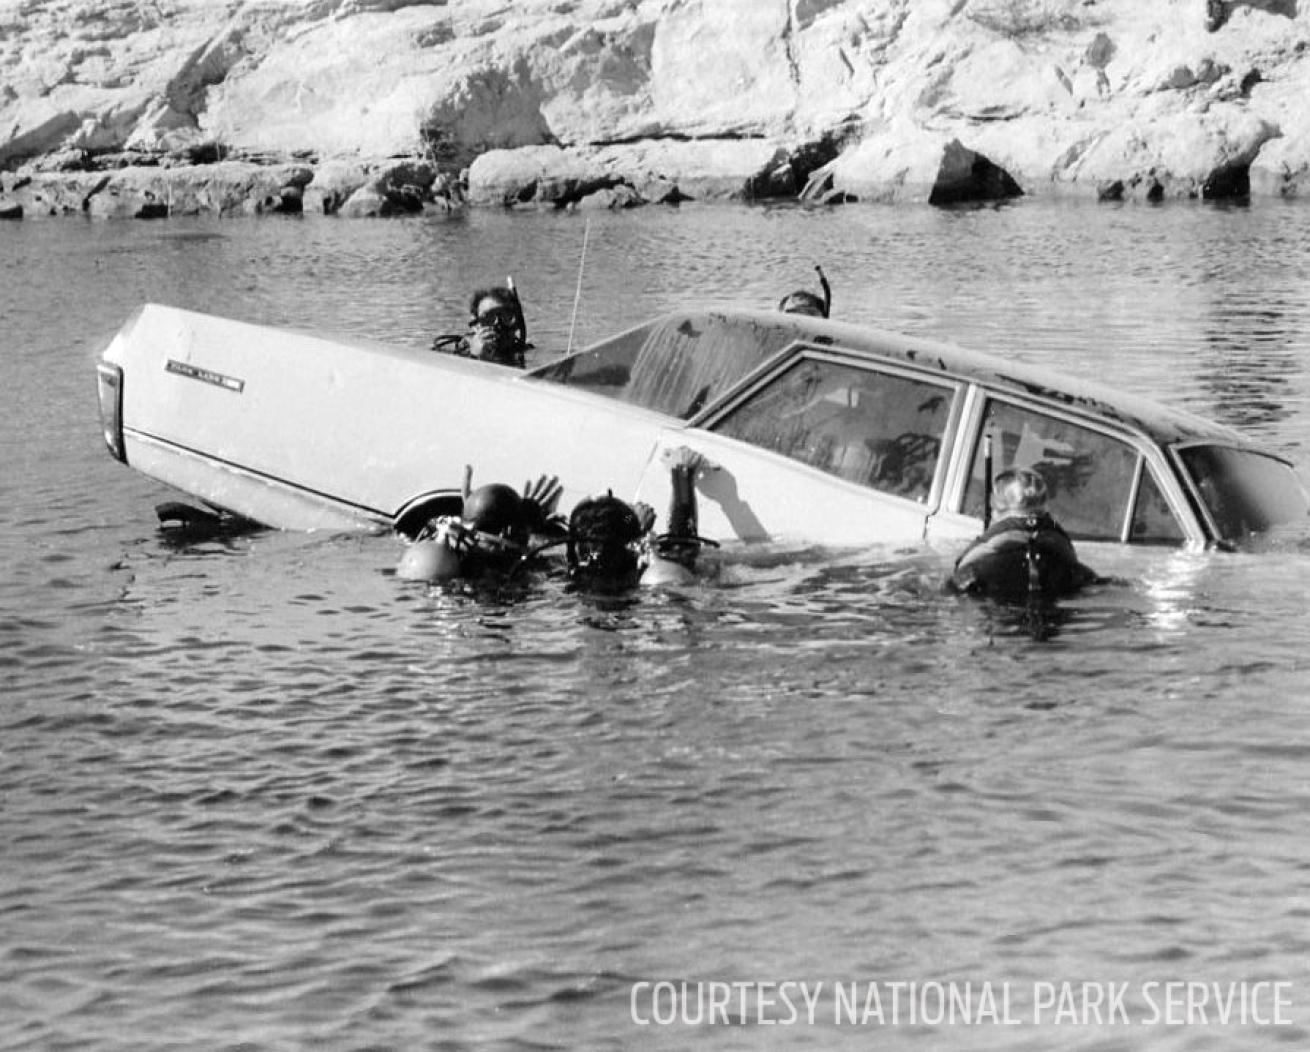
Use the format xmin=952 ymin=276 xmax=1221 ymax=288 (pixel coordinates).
xmin=1136 ymin=549 xmax=1208 ymax=637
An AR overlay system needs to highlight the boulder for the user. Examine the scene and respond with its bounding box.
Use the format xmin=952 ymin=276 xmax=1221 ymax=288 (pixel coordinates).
xmin=0 ymin=110 xmax=83 ymax=169
xmin=1055 ymin=104 xmax=1281 ymax=198
xmin=1249 ymin=128 xmax=1310 ymax=197
xmin=304 ymin=160 xmax=371 ymax=216
xmin=929 ymin=139 xmax=1023 ymax=205
xmin=2 ymin=173 xmax=107 ymax=218
xmin=338 ymin=185 xmax=391 ymax=219
xmin=808 ymin=122 xmax=1016 ymax=205
xmin=336 ymin=160 xmax=442 ymax=216
xmin=575 ymin=184 xmax=642 ymax=210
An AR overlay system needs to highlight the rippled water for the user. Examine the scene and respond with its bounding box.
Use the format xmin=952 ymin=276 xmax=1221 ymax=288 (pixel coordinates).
xmin=4 ymin=201 xmax=1310 ymax=1051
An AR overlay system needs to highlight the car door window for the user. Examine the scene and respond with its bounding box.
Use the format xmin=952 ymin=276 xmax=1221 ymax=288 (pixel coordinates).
xmin=963 ymin=399 xmax=1145 ymax=540
xmin=1130 ymin=467 xmax=1186 ymax=544
xmin=711 ymin=357 xmax=954 ymax=502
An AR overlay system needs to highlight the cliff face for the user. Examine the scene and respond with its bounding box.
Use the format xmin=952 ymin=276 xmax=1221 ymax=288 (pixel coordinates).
xmin=2 ymin=0 xmax=1308 ymax=219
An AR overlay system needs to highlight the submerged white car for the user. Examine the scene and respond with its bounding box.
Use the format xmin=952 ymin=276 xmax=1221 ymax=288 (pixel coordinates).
xmin=96 ymin=303 xmax=1308 ymax=550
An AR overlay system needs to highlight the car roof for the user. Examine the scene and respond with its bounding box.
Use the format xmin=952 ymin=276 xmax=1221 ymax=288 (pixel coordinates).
xmin=529 ymin=308 xmax=1254 ymax=449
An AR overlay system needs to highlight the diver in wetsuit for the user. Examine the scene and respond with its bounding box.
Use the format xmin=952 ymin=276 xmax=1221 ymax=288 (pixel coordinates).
xmin=777 ymin=264 xmax=831 ymax=318
xmin=566 ymin=447 xmax=718 ymax=590
xmin=949 ymin=468 xmax=1099 ymax=602
xmin=565 ymin=492 xmax=651 ymax=590
xmin=395 ymin=470 xmax=563 ymax=582
xmin=431 ymin=282 xmax=530 ymax=367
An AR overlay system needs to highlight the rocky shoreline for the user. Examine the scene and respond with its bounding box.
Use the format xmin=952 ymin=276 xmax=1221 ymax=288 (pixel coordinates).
xmin=2 ymin=0 xmax=1308 ymax=221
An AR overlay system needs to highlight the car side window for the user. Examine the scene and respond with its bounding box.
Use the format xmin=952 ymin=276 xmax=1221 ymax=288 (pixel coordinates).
xmin=1130 ymin=467 xmax=1186 ymax=544
xmin=963 ymin=399 xmax=1145 ymax=540
xmin=711 ymin=357 xmax=954 ymax=502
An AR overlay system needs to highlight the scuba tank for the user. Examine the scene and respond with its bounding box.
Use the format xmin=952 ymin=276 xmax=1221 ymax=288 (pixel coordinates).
xmin=951 ymin=513 xmax=1089 ymax=603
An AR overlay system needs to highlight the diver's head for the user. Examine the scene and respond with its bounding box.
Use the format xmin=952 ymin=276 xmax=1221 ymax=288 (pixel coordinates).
xmin=463 ymin=482 xmax=529 ymax=547
xmin=395 ymin=536 xmax=465 ymax=582
xmin=468 ymin=287 xmax=526 ymax=366
xmin=566 ymin=494 xmax=647 ymax=586
xmin=992 ymin=468 xmax=1049 ymax=517
xmin=777 ymin=290 xmax=828 ymax=318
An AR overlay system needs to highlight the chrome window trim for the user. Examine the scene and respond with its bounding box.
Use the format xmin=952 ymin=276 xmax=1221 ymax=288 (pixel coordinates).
xmin=1123 ymin=456 xmax=1145 ymax=544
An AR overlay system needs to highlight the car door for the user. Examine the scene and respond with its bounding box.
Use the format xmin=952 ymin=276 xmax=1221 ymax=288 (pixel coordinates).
xmin=925 ymin=390 xmax=1199 ymax=547
xmin=632 ymin=350 xmax=964 ymax=546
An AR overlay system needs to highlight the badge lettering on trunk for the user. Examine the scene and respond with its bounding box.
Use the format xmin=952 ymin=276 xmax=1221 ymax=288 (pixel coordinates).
xmin=166 ymin=359 xmax=245 ymax=393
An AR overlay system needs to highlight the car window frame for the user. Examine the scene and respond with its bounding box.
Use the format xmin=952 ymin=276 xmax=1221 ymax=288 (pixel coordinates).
xmin=695 ymin=342 xmax=967 ymax=513
xmin=943 ymin=386 xmax=1204 ymax=545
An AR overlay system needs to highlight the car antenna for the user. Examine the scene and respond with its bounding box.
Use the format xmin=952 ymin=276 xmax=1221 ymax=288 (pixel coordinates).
xmin=505 ymin=274 xmax=528 ymax=349
xmin=565 ymin=217 xmax=591 ymax=356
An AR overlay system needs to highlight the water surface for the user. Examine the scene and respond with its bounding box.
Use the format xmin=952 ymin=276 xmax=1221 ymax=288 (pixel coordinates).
xmin=2 ymin=200 xmax=1310 ymax=1050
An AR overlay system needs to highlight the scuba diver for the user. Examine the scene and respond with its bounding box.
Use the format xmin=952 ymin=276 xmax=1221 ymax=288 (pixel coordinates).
xmin=395 ymin=469 xmax=564 ymax=582
xmin=397 ymin=448 xmax=719 ymax=588
xmin=777 ymin=264 xmax=831 ymax=318
xmin=431 ymin=280 xmax=531 ymax=367
xmin=566 ymin=446 xmax=719 ymax=590
xmin=948 ymin=467 xmax=1100 ymax=603
xmin=564 ymin=492 xmax=652 ymax=590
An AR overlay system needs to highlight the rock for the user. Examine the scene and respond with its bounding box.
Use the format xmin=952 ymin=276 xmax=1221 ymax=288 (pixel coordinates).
xmin=335 ymin=160 xmax=444 ymax=216
xmin=1202 ymin=160 xmax=1251 ymax=198
xmin=1085 ymin=33 xmax=1116 ymax=71
xmin=1057 ymin=105 xmax=1281 ymax=199
xmin=3 ymin=173 xmax=106 ymax=218
xmin=0 ymin=110 xmax=83 ymax=169
xmin=810 ymin=122 xmax=993 ymax=205
xmin=1097 ymin=180 xmax=1126 ymax=202
xmin=929 ymin=139 xmax=1023 ymax=206
xmin=1250 ymin=125 xmax=1310 ymax=197
xmin=575 ymin=183 xmax=642 ymax=210
xmin=276 ymin=184 xmax=303 ymax=214
xmin=634 ymin=176 xmax=687 ymax=205
xmin=338 ymin=185 xmax=390 ymax=219
xmin=29 ymin=148 xmax=95 ymax=173
xmin=744 ymin=138 xmax=843 ymax=200
xmin=304 ymin=160 xmax=370 ymax=216
xmin=86 ymin=183 xmax=170 ymax=220
xmin=2 ymin=0 xmax=1310 ymax=208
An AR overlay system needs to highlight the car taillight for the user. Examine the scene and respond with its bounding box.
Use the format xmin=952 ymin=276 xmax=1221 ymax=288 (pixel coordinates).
xmin=96 ymin=361 xmax=126 ymax=463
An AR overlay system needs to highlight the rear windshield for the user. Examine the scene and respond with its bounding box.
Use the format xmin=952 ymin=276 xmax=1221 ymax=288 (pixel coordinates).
xmin=527 ymin=312 xmax=797 ymax=420
xmin=1176 ymin=445 xmax=1309 ymax=540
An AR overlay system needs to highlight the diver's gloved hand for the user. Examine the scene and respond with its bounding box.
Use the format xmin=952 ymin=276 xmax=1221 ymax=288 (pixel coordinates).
xmin=521 ymin=474 xmax=566 ymax=535
xmin=632 ymin=502 xmax=657 ymax=536
xmin=465 ymin=327 xmax=501 ymax=361
xmin=659 ymin=444 xmax=717 ymax=476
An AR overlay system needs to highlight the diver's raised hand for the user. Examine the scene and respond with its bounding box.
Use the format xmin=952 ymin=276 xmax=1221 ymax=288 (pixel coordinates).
xmin=523 ymin=474 xmax=562 ymax=514
xmin=521 ymin=474 xmax=565 ymax=534
xmin=632 ymin=501 xmax=657 ymax=536
xmin=659 ymin=445 xmax=718 ymax=477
